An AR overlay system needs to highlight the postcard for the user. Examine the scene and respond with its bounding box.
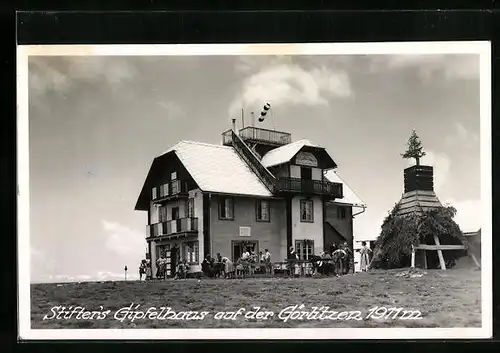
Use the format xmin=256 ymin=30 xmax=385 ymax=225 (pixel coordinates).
xmin=17 ymin=42 xmax=492 ymax=340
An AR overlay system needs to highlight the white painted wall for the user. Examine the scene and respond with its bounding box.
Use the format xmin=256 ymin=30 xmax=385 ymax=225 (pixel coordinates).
xmin=291 ymin=195 xmax=323 ymax=255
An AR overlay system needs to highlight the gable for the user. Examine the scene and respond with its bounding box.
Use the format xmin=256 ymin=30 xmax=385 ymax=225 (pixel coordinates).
xmin=261 ymin=139 xmax=337 ymax=169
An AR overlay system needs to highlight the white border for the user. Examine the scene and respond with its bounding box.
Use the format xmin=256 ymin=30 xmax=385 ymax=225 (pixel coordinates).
xmin=17 ymin=42 xmax=492 ymax=340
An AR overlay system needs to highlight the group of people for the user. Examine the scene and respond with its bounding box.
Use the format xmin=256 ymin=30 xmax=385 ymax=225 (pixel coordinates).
xmin=286 ymin=241 xmax=364 ymax=276
xmin=201 ymin=249 xmax=273 ymax=279
xmin=139 ymin=241 xmax=373 ymax=281
xmin=139 ymin=251 xmax=190 ymax=281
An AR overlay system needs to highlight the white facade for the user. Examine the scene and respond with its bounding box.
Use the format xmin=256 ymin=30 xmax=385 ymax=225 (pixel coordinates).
xmin=291 ymin=195 xmax=324 ymax=255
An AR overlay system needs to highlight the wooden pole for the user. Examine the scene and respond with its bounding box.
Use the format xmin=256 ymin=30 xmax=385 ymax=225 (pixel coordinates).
xmin=469 ymin=253 xmax=480 ymax=268
xmin=422 ymin=250 xmax=428 ymax=269
xmin=433 ymin=235 xmax=446 ymax=270
xmin=411 ymin=245 xmax=416 ymax=268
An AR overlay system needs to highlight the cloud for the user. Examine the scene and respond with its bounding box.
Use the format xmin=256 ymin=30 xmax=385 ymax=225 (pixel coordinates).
xmin=445 ymin=121 xmax=479 ymax=147
xmin=156 ymin=101 xmax=185 ymax=121
xmin=229 ymin=58 xmax=352 ymax=117
xmin=29 ymin=56 xmax=137 ymax=95
xmin=30 ymin=247 xmax=56 ymax=280
xmin=443 ymin=198 xmax=482 ymax=233
xmin=369 ymin=54 xmax=479 ymax=82
xmin=102 ymin=220 xmax=145 ymax=260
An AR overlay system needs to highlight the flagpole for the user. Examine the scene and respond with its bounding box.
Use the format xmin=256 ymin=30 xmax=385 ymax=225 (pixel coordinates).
xmin=241 ymin=108 xmax=245 ymax=129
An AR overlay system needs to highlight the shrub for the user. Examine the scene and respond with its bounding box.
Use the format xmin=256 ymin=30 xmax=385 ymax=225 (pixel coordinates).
xmin=370 ymin=203 xmax=465 ymax=269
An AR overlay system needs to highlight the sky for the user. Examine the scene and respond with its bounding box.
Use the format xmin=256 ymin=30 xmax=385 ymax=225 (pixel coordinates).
xmin=27 ymin=52 xmax=481 ymax=283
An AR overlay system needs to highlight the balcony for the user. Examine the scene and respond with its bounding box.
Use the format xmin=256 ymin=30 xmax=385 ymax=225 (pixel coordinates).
xmin=239 ymin=127 xmax=292 ymax=146
xmin=275 ymin=177 xmax=343 ymax=199
xmin=223 ymin=127 xmax=292 ymax=147
xmin=152 ymin=180 xmax=189 ymax=204
xmin=147 ymin=217 xmax=198 ymax=239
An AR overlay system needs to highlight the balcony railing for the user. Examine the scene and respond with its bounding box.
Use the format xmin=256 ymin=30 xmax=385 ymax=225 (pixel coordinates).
xmin=229 ymin=130 xmax=276 ymax=193
xmin=147 ymin=217 xmax=198 ymax=238
xmin=239 ymin=126 xmax=292 ymax=146
xmin=152 ymin=180 xmax=188 ymax=202
xmin=275 ymin=177 xmax=343 ymax=199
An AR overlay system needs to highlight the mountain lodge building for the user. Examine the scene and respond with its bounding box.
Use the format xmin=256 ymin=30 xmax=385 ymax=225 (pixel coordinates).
xmin=134 ymin=125 xmax=366 ymax=277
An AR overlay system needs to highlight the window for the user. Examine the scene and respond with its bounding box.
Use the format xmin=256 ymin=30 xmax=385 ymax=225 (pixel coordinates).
xmin=152 ymin=187 xmax=158 ymax=200
xmin=159 ymin=183 xmax=169 ymax=197
xmin=300 ymin=199 xmax=314 ymax=222
xmin=337 ymin=206 xmax=346 ymax=220
xmin=256 ymin=200 xmax=270 ymax=222
xmin=171 ymin=171 xmax=177 ymax=181
xmin=183 ymin=242 xmax=199 ymax=265
xmin=187 ymin=198 xmax=195 ymax=218
xmin=295 ymin=240 xmax=314 ymax=260
xmin=218 ymin=197 xmax=234 ymax=220
xmin=171 ymin=207 xmax=180 ymax=220
xmin=171 ymin=180 xmax=180 ymax=194
xmin=159 ymin=205 xmax=168 ymax=222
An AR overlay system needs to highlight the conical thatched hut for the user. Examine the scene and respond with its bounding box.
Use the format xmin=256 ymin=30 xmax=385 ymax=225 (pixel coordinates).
xmin=370 ymin=164 xmax=473 ymax=270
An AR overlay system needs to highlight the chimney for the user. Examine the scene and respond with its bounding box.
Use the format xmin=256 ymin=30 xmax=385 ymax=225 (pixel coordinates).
xmin=404 ymin=165 xmax=434 ymax=193
xmin=231 ymin=118 xmax=236 ymax=131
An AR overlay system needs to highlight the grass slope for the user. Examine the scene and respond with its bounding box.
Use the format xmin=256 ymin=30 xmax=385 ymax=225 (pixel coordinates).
xmin=31 ymin=268 xmax=481 ymax=329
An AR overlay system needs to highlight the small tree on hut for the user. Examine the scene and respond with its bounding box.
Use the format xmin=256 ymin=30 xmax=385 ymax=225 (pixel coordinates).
xmin=401 ymin=130 xmax=426 ymax=165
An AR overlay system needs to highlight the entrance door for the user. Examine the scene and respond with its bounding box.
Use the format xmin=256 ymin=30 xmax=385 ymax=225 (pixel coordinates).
xmin=231 ymin=241 xmax=258 ymax=262
xmin=301 ymin=167 xmax=312 ymax=180
xmin=300 ymin=167 xmax=313 ymax=193
xmin=156 ymin=244 xmax=171 ymax=278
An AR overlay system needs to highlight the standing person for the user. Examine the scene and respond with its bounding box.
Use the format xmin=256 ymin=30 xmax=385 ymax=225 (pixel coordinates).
xmin=329 ymin=242 xmax=337 ymax=256
xmin=359 ymin=241 xmax=372 ymax=272
xmin=342 ymin=241 xmax=353 ymax=274
xmin=248 ymin=249 xmax=258 ymax=277
xmin=156 ymin=252 xmax=167 ymax=279
xmin=222 ymin=257 xmax=234 ymax=279
xmin=287 ymin=246 xmax=297 ymax=277
xmin=215 ymin=252 xmax=224 ymax=278
xmin=139 ymin=259 xmax=147 ymax=281
xmin=145 ymin=258 xmax=152 ymax=280
xmin=264 ymin=249 xmax=273 ymax=275
xmin=170 ymin=245 xmax=179 ymax=279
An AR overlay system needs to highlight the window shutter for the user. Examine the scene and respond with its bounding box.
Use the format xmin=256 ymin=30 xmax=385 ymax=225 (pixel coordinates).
xmin=226 ymin=198 xmax=233 ymax=219
xmin=262 ymin=201 xmax=269 ymax=220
